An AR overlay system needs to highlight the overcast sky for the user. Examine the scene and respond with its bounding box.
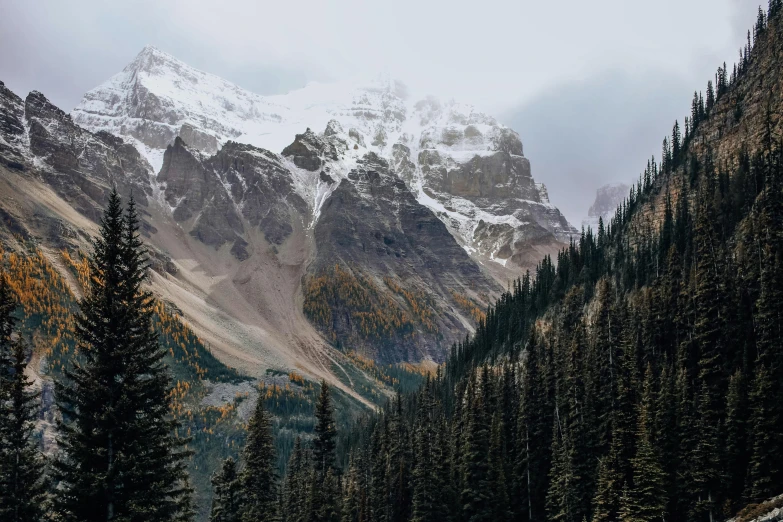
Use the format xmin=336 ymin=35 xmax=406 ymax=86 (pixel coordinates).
xmin=0 ymin=0 xmax=760 ymax=224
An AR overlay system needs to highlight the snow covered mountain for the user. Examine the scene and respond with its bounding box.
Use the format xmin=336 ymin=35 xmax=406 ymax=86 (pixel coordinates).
xmin=0 ymin=45 xmax=579 ymax=370
xmin=72 ymin=46 xmax=577 ymax=277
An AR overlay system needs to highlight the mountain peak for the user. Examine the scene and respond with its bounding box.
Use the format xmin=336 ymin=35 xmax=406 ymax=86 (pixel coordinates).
xmin=71 ymin=48 xmax=578 ymax=272
xmin=124 ymin=45 xmax=184 ymax=75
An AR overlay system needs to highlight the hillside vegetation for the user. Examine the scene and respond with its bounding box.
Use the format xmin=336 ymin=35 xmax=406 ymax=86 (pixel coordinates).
xmin=326 ymin=5 xmax=783 ymax=522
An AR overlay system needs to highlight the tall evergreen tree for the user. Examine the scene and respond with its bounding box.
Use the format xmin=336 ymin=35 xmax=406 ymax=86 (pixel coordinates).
xmin=0 ymin=272 xmax=14 ymax=378
xmin=210 ymin=457 xmax=242 ymax=522
xmin=240 ymin=397 xmax=278 ymax=522
xmin=283 ymin=437 xmax=309 ymax=522
xmin=547 ymin=413 xmax=579 ymax=522
xmin=370 ymin=419 xmax=389 ymax=522
xmin=314 ymin=381 xmax=337 ymax=478
xmin=0 ymin=333 xmax=47 ymax=521
xmin=488 ymin=413 xmax=511 ymax=521
xmin=342 ymin=452 xmax=366 ymax=522
xmin=723 ymin=370 xmax=749 ymax=514
xmin=53 ymin=191 xmax=192 ymax=522
xmin=515 ymin=334 xmax=552 ymax=522
xmin=310 ymin=381 xmax=340 ymax=521
xmin=745 ymin=364 xmax=780 ymax=503
xmin=387 ymin=394 xmax=411 ymax=522
xmin=411 ymin=385 xmax=437 ymax=522
xmin=460 ymin=370 xmax=491 ymax=522
xmin=591 ymin=437 xmax=623 ymax=522
xmin=623 ymin=366 xmax=666 ymax=522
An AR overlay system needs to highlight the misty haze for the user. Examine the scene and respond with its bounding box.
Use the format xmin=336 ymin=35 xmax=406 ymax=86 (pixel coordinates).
xmin=0 ymin=1 xmax=781 ymax=521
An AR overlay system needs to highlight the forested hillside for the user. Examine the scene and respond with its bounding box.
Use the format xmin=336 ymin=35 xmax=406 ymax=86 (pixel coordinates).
xmin=2 ymin=4 xmax=783 ymax=522
xmin=312 ymin=4 xmax=783 ymax=522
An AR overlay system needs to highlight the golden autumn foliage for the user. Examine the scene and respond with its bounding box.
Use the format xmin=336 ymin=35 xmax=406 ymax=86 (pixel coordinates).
xmin=0 ymin=242 xmax=238 ymax=408
xmin=397 ymin=360 xmax=437 ymax=378
xmin=383 ymin=277 xmax=437 ymax=333
xmin=1 ymin=245 xmax=79 ymax=372
xmin=59 ymin=248 xmax=239 ymax=383
xmin=303 ymin=264 xmax=438 ymax=343
xmin=344 ymin=350 xmax=400 ymax=387
xmin=450 ymin=290 xmax=486 ymax=323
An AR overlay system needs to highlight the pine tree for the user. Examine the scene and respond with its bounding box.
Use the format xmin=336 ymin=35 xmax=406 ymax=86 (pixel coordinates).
xmin=240 ymin=397 xmax=278 ymax=522
xmin=723 ymin=370 xmax=749 ymax=514
xmin=53 ymin=191 xmax=192 ymax=522
xmin=672 ymin=121 xmax=682 ymax=165
xmin=0 ymin=335 xmax=47 ymax=521
xmin=515 ymin=334 xmax=552 ymax=522
xmin=283 ymin=438 xmax=309 ymax=522
xmin=753 ymin=149 xmax=783 ymax=488
xmin=434 ymin=416 xmax=455 ymax=522
xmin=591 ymin=438 xmax=623 ymax=522
xmin=690 ymin=382 xmax=721 ymax=522
xmin=487 ymin=413 xmax=511 ymax=521
xmin=310 ymin=381 xmax=341 ymax=522
xmin=319 ymin=468 xmax=341 ymax=522
xmin=689 ymin=176 xmax=726 ymax=521
xmin=342 ymin=453 xmax=365 ymax=522
xmin=411 ymin=386 xmax=437 ymax=522
xmin=370 ymin=419 xmax=389 ymax=522
xmin=314 ymin=381 xmax=337 ymax=478
xmin=0 ymin=272 xmax=14 ymax=377
xmin=461 ymin=370 xmax=491 ymax=522
xmin=624 ymin=366 xmax=666 ymax=522
xmin=387 ymin=393 xmax=411 ymax=522
xmin=706 ymin=81 xmax=715 ymax=113
xmin=653 ymin=362 xmax=679 ymax=518
xmin=210 ymin=457 xmax=242 ymax=522
xmin=745 ymin=364 xmax=780 ymax=503
xmin=547 ymin=412 xmax=578 ymax=522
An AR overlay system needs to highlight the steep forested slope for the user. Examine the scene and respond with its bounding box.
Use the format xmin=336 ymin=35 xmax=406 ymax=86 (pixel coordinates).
xmin=323 ymin=5 xmax=783 ymax=522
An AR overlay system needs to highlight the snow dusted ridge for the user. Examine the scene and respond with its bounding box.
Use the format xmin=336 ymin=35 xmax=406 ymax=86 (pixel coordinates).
xmin=72 ymin=46 xmax=577 ymax=271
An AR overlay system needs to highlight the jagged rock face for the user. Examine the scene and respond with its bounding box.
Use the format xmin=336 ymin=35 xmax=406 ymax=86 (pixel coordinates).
xmin=178 ymin=123 xmax=219 ymax=155
xmin=1 ymin=45 xmax=580 ymax=367
xmin=312 ymin=152 xmax=499 ymax=361
xmin=71 ymin=46 xmax=578 ymax=277
xmin=159 ymin=138 xmax=307 ymax=256
xmin=582 ymin=183 xmax=630 ymax=230
xmin=281 ymin=127 xmax=344 ymax=171
xmin=419 ymin=150 xmax=539 ymax=201
xmin=393 ymin=98 xmax=577 ymax=270
xmin=0 ymin=86 xmax=153 ymax=222
xmin=72 ymin=46 xmax=284 ymax=154
xmin=159 ymin=137 xmax=243 ymax=248
xmin=315 ymin=153 xmax=487 ymax=279
xmin=0 ymin=81 xmax=27 ymax=169
xmin=208 ymin=142 xmax=308 ymax=245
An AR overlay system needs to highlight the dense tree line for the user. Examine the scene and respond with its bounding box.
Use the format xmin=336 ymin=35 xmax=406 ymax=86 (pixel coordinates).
xmin=326 ymin=135 xmax=783 ymax=522
xmin=2 ymin=4 xmax=782 ymax=522
xmin=209 ymin=379 xmax=341 ymax=522
xmin=211 ymin=9 xmax=783 ymax=517
xmin=287 ymin=6 xmax=783 ymax=522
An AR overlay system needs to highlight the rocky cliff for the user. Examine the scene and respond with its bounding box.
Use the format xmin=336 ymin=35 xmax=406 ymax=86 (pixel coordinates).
xmin=1 ymin=79 xmax=502 ymax=366
xmin=72 ymin=46 xmax=577 ymax=277
xmin=0 ymin=45 xmax=576 ymax=369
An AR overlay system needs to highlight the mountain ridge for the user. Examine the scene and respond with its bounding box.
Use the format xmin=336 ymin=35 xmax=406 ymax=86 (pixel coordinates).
xmin=71 ymin=46 xmax=578 ymax=275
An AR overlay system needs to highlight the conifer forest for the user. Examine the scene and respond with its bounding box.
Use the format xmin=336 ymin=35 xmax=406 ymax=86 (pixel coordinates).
xmin=1 ymin=2 xmax=783 ymax=522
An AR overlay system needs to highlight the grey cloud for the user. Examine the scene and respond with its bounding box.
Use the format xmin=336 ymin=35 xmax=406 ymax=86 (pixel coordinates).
xmin=504 ymin=69 xmax=696 ymax=226
xmin=0 ymin=0 xmax=765 ymax=226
